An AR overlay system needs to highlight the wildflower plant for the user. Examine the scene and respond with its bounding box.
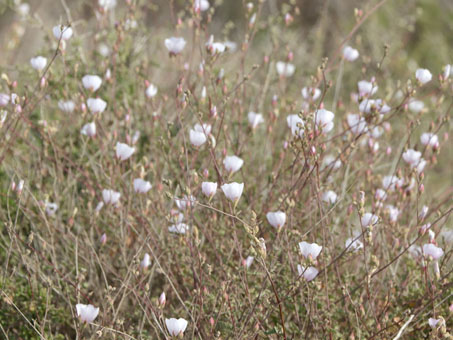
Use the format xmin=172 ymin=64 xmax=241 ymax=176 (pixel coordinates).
xmin=0 ymin=0 xmax=452 ymax=339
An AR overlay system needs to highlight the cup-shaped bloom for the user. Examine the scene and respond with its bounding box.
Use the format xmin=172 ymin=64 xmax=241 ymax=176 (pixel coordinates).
xmin=45 ymin=202 xmax=58 ymax=216
xmin=375 ymin=189 xmax=387 ymax=201
xmin=116 ymin=142 xmax=135 ymax=161
xmin=194 ymin=0 xmax=209 ymax=11
xmin=416 ymin=159 xmax=426 ymax=174
xmin=301 ymin=87 xmax=321 ymax=101
xmin=165 ymin=318 xmax=188 ymax=337
xmin=297 ymin=265 xmax=319 ymax=282
xmin=133 ymin=178 xmax=152 ymax=193
xmin=386 ymin=205 xmax=400 ymax=223
xmin=189 ymin=129 xmax=207 ymax=147
xmin=168 ymin=223 xmax=190 ymax=234
xmin=428 ymin=318 xmax=441 ymax=329
xmin=276 ymin=61 xmax=295 ymax=77
xmin=408 ymin=100 xmax=424 ymax=113
xmin=99 ymin=0 xmax=117 ymax=11
xmin=361 ymin=213 xmax=378 ymax=227
xmin=201 ymin=181 xmax=217 ymax=198
xmin=345 ymin=237 xmax=363 ymax=252
xmin=53 ymin=25 xmax=73 ymax=40
xmin=140 ymin=253 xmax=151 ymax=269
xmin=423 ymin=244 xmax=444 ymax=260
xmin=145 ymin=84 xmax=158 ymax=98
xmin=175 ymin=195 xmax=195 ymax=210
xmin=82 ymin=75 xmax=102 ymax=92
xmin=87 ymin=98 xmax=107 ymax=114
xmin=244 ymin=256 xmax=254 ymax=269
xmin=298 ymin=241 xmax=322 ymax=259
xmin=248 ymin=112 xmax=264 ymax=129
xmin=419 ymin=205 xmax=429 ymax=220
xmin=420 ymin=133 xmax=439 ymax=148
xmin=343 ymin=46 xmax=359 ymax=61
xmin=76 ymin=304 xmax=99 ymax=323
xmin=357 ymin=80 xmax=378 ymax=97
xmin=322 ymin=190 xmax=337 ymax=204
xmin=415 ymin=68 xmax=432 ymax=85
xmin=30 ymin=56 xmax=47 ymax=71
xmin=287 ymin=114 xmax=304 ymax=137
xmin=315 ymin=109 xmax=334 ymax=133
xmin=443 ymin=64 xmax=452 ymax=79
xmin=81 ymin=122 xmax=96 ymax=137
xmin=58 ymin=100 xmax=75 ymax=113
xmin=223 ymin=155 xmax=243 ymax=174
xmin=266 ymin=211 xmax=286 ymax=229
xmin=165 ymin=37 xmax=186 ymax=54
xmin=194 ymin=123 xmax=212 ymax=135
xmin=0 ymin=93 xmax=10 ymax=107
xmin=382 ymin=175 xmax=403 ymax=191
xmin=221 ymin=182 xmax=244 ymax=202
xmin=402 ymin=149 xmax=422 ymax=168
xmin=102 ymin=189 xmax=120 ymax=204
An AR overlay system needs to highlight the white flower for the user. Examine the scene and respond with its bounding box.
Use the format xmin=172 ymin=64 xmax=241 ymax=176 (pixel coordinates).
xmin=244 ymin=256 xmax=254 ymax=268
xmin=189 ymin=129 xmax=207 ymax=147
xmin=81 ymin=122 xmax=96 ymax=137
xmin=201 ymin=182 xmax=217 ymax=198
xmin=415 ymin=68 xmax=432 ymax=85
xmin=276 ymin=61 xmax=295 ymax=77
xmin=17 ymin=3 xmax=30 ymax=16
xmin=386 ymin=205 xmax=400 ymax=223
xmin=82 ymin=75 xmax=102 ymax=92
xmin=345 ymin=237 xmax=363 ymax=251
xmin=297 ymin=265 xmax=319 ymax=282
xmin=375 ymin=189 xmax=387 ymax=201
xmin=102 ymin=189 xmax=121 ymax=205
xmin=322 ymin=155 xmax=341 ymax=170
xmin=0 ymin=93 xmax=9 ymax=107
xmin=58 ymin=100 xmax=75 ymax=113
xmin=206 ymin=38 xmax=226 ymax=54
xmin=322 ymin=190 xmax=337 ymax=204
xmin=223 ymin=155 xmax=244 ymax=174
xmin=287 ymin=114 xmax=304 ymax=137
xmin=402 ymin=149 xmax=422 ymax=167
xmin=194 ymin=123 xmax=212 ymax=135
xmin=175 ymin=195 xmax=196 ymax=210
xmin=266 ymin=211 xmax=286 ymax=229
xmin=165 ymin=318 xmax=188 ymax=337
xmin=221 ymin=182 xmax=244 ymax=202
xmin=382 ymin=175 xmax=403 ymax=191
xmin=248 ymin=112 xmax=264 ymax=129
xmin=343 ymin=46 xmax=359 ymax=61
xmin=298 ymin=241 xmax=322 ymax=259
xmin=168 ymin=223 xmax=190 ymax=234
xmin=416 ymin=159 xmax=426 ymax=174
xmin=145 ymin=84 xmax=158 ymax=98
xmin=301 ymin=87 xmax=321 ymax=101
xmin=315 ymin=109 xmax=335 ymax=133
xmin=359 ymin=99 xmax=389 ymax=114
xmin=443 ymin=64 xmax=451 ymax=79
xmin=408 ymin=100 xmax=424 ymax=113
xmin=361 ymin=213 xmax=378 ymax=227
xmin=99 ymin=0 xmax=117 ymax=10
xmin=419 ymin=205 xmax=429 ymax=220
xmin=223 ymin=41 xmax=237 ymax=52
xmin=423 ymin=244 xmax=444 ymax=260
xmin=420 ymin=133 xmax=439 ymax=148
xmin=347 ymin=114 xmax=368 ymax=134
xmin=45 ymin=202 xmax=58 ymax=216
xmin=357 ymin=80 xmax=378 ymax=96
xmin=116 ymin=142 xmax=135 ymax=161
xmin=30 ymin=56 xmax=47 ymax=71
xmin=140 ymin=253 xmax=151 ymax=269
xmin=76 ymin=304 xmax=99 ymax=323
xmin=428 ymin=318 xmax=441 ymax=329
xmin=95 ymin=202 xmax=104 ymax=212
xmin=53 ymin=25 xmax=73 ymax=40
xmin=98 ymin=43 xmax=110 ymax=56
xmin=195 ymin=0 xmax=210 ymax=11
xmin=165 ymin=37 xmax=186 ymax=54
xmin=133 ymin=179 xmax=152 ymax=193
xmin=87 ymin=98 xmax=107 ymax=114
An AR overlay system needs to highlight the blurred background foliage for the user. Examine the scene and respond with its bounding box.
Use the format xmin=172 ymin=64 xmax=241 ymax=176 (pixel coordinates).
xmin=0 ymin=0 xmax=452 ymax=70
